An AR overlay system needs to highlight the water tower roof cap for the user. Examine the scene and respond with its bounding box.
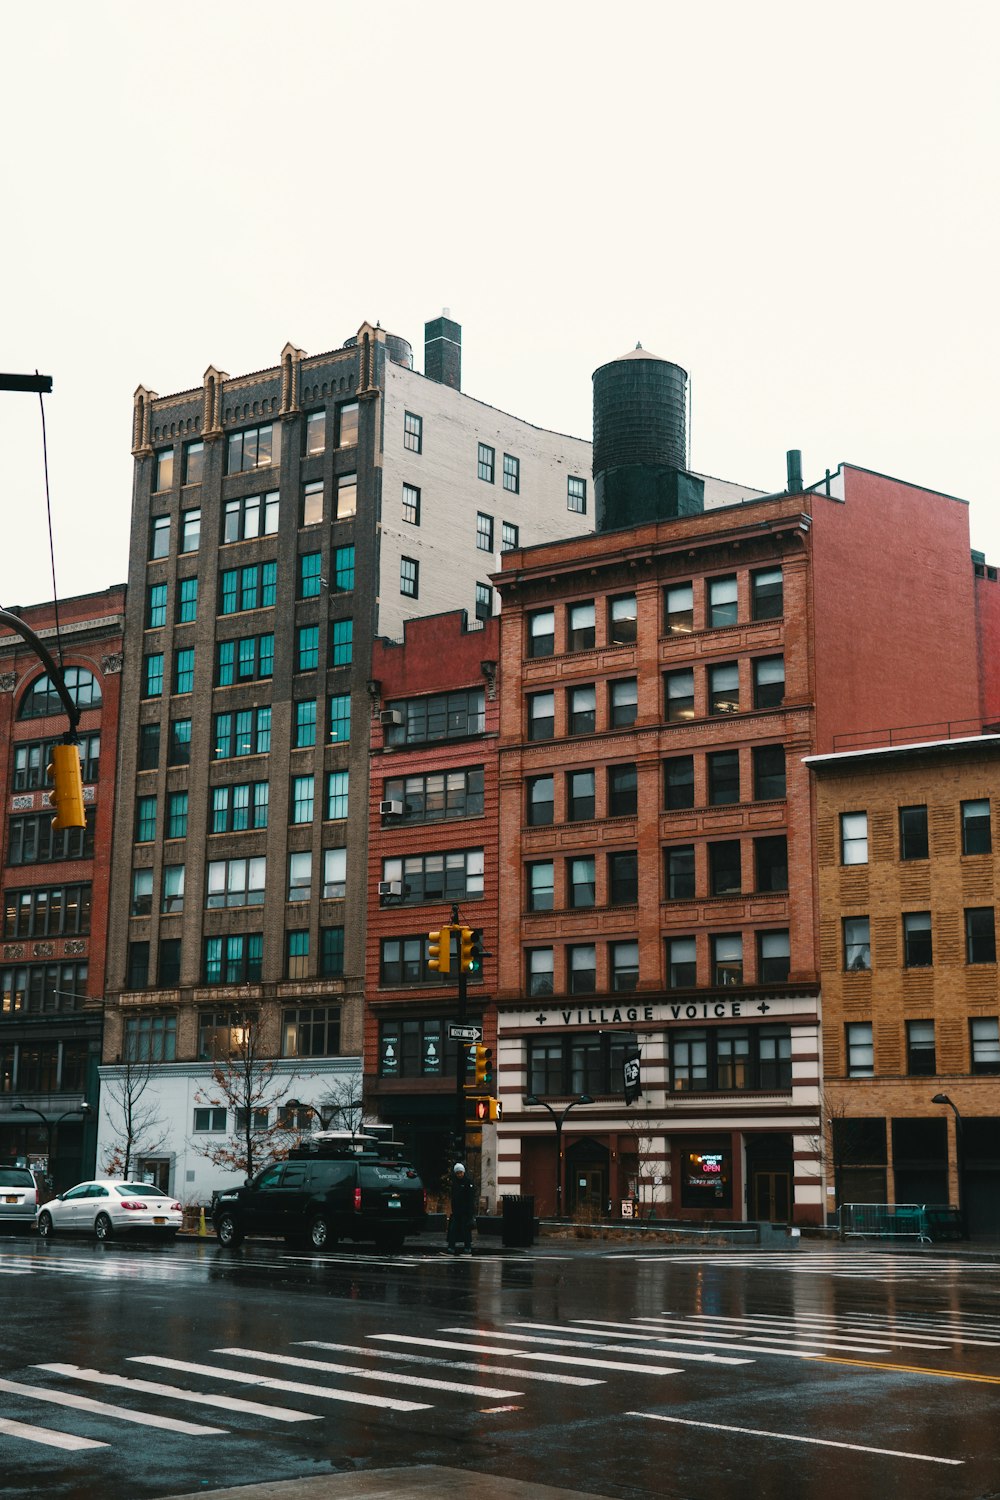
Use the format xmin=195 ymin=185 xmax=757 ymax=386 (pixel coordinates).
xmin=615 ymin=342 xmax=666 ymax=361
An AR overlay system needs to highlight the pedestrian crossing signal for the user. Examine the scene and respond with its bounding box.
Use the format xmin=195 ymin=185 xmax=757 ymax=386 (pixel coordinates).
xmin=466 ymin=1096 xmax=502 ymax=1122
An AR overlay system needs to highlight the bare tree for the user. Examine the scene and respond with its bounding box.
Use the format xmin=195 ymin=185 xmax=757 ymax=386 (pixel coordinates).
xmin=192 ymin=1008 xmax=294 ymax=1179
xmin=312 ymin=1072 xmax=367 ymax=1138
xmin=101 ymin=1051 xmax=169 ymax=1180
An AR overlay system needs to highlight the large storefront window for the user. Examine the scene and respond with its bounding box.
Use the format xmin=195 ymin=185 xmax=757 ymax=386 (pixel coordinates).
xmin=680 ymin=1144 xmax=733 ymax=1210
xmin=378 ymin=1019 xmax=477 ymax=1080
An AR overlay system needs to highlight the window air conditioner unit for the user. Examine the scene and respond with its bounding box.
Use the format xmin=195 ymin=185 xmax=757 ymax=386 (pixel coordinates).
xmin=378 ymin=880 xmax=404 ymax=898
xmin=380 ymin=709 xmax=403 ymax=726
xmin=380 ymin=799 xmax=404 ymax=816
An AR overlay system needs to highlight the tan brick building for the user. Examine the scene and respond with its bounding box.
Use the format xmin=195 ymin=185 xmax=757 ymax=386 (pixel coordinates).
xmin=807 ymin=736 xmax=1000 ymax=1235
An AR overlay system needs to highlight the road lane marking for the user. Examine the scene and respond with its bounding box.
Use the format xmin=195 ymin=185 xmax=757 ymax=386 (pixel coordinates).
xmin=628 ymin=1412 xmax=962 ymax=1464
xmin=504 ymin=1322 xmax=751 ymax=1365
xmin=299 ymin=1341 xmax=601 ymax=1386
xmin=0 ymin=1415 xmax=105 ymax=1450
xmin=213 ymin=1346 xmax=522 ymax=1399
xmin=817 ymin=1356 xmax=1000 ymax=1385
xmin=130 ymin=1355 xmax=429 ymax=1413
xmin=697 ymin=1314 xmax=946 ymax=1350
xmin=0 ymin=1376 xmax=225 ymax=1436
xmin=35 ymin=1364 xmax=317 ymax=1422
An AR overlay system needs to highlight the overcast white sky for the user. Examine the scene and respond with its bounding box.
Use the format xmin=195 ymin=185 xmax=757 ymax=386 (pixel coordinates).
xmin=3 ymin=1 xmax=998 ymax=607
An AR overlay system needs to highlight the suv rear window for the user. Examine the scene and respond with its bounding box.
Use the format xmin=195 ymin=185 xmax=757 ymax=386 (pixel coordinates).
xmin=0 ymin=1169 xmax=35 ymax=1188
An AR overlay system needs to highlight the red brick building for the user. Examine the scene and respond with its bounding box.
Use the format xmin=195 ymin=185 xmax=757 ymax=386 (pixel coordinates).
xmin=0 ymin=587 xmax=125 ymax=1188
xmin=365 ymin=613 xmax=499 ymax=1197
xmin=487 ymin=346 xmax=992 ymax=1225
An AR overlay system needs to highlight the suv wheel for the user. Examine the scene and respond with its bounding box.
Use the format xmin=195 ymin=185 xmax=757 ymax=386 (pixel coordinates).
xmin=37 ymin=1211 xmax=54 ymax=1239
xmin=216 ymin=1212 xmax=244 ymax=1248
xmin=307 ymin=1215 xmax=335 ymax=1250
xmin=94 ymin=1213 xmax=114 ymax=1242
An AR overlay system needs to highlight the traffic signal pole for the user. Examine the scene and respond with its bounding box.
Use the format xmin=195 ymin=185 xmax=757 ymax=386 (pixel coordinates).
xmin=452 ymin=903 xmax=468 ymax=1160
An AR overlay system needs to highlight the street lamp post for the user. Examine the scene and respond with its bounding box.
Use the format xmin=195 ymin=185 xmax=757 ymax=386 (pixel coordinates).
xmin=523 ymin=1094 xmax=593 ymax=1217
xmin=12 ymin=1102 xmax=91 ymax=1189
xmin=932 ymin=1093 xmax=967 ymax=1239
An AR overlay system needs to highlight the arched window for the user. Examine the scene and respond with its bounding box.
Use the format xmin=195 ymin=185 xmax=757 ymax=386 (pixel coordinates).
xmin=19 ymin=668 xmax=102 ymax=719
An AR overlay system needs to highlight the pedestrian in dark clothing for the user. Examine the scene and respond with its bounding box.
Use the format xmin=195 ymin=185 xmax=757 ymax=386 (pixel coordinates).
xmin=447 ymin=1162 xmax=476 ymax=1255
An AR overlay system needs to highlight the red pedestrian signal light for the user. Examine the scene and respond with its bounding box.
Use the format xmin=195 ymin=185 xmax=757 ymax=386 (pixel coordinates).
xmin=466 ymin=1097 xmax=502 ymax=1123
xmin=48 ymin=743 xmax=86 ymax=830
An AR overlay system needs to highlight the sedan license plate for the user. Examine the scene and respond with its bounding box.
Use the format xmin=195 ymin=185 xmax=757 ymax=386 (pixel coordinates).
xmin=387 ymin=1199 xmax=401 ymax=1209
xmin=153 ymin=1216 xmax=167 ymax=1224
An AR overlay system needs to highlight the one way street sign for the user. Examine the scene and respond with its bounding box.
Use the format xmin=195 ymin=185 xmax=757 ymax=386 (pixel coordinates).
xmin=448 ymin=1022 xmax=483 ymax=1043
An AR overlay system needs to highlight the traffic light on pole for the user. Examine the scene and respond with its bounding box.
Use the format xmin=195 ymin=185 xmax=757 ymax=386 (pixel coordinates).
xmin=474 ymin=1044 xmax=493 ymax=1087
xmin=48 ymin=743 xmax=86 ymax=830
xmin=459 ymin=927 xmax=485 ymax=974
xmin=427 ymin=925 xmax=452 ymax=975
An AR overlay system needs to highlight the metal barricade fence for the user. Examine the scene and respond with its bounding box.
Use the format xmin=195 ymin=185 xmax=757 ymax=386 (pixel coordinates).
xmin=839 ymin=1203 xmax=932 ymax=1243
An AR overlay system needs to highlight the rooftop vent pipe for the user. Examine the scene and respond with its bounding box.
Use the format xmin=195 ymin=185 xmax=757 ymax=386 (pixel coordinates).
xmin=786 ymin=449 xmax=803 ymax=494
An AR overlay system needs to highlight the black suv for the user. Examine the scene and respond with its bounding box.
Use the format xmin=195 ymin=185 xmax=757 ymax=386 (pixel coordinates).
xmin=212 ymin=1138 xmax=426 ymax=1252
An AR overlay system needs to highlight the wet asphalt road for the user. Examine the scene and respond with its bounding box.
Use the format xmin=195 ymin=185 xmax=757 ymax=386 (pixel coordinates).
xmin=1 ymin=1233 xmax=999 ymax=1500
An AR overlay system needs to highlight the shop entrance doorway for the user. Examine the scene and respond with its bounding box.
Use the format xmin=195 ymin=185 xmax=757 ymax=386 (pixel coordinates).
xmin=565 ymin=1139 xmax=608 ymax=1217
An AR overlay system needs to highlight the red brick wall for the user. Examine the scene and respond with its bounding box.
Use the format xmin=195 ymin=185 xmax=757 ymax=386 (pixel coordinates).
xmin=809 ymin=468 xmax=981 ymax=753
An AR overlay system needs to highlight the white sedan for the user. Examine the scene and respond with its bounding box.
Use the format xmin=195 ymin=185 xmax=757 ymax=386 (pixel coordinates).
xmin=36 ymin=1180 xmax=183 ymax=1241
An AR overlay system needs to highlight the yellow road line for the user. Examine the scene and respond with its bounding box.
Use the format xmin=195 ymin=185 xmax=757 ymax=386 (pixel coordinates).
xmin=817 ymin=1355 xmax=1000 ymax=1385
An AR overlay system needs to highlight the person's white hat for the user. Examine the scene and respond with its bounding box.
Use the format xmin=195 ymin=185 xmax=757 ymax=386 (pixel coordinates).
xmin=453 ymin=1163 xmax=466 ymax=1174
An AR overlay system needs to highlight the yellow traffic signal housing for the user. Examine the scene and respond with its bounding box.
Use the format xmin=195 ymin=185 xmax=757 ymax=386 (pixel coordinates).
xmin=427 ymin=925 xmax=452 ymax=975
xmin=458 ymin=927 xmax=474 ymax=972
xmin=474 ymin=1044 xmax=493 ymax=1087
xmin=48 ymin=743 xmax=86 ymax=830
xmin=466 ymin=1096 xmax=502 ymax=1123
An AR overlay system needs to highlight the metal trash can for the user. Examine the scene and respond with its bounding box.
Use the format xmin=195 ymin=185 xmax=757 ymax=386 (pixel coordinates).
xmin=501 ymin=1194 xmax=535 ymax=1248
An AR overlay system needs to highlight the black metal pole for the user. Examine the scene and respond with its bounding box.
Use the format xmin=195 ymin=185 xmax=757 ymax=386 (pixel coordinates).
xmin=451 ymin=904 xmax=467 ymax=1162
xmin=555 ymin=1114 xmax=563 ymax=1216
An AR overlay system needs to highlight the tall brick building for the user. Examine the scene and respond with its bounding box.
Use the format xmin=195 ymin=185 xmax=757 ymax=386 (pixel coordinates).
xmin=365 ymin=613 xmax=500 ymax=1197
xmin=100 ymin=316 xmax=592 ymax=1203
xmin=490 ymin=345 xmax=991 ymax=1225
xmin=808 ymin=736 xmax=1000 ymax=1236
xmin=0 ymin=588 xmax=125 ymax=1189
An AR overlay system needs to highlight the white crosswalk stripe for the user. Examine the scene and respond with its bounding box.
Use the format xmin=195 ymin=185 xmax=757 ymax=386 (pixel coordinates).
xmin=299 ymin=1340 xmax=603 ymax=1385
xmin=379 ymin=1332 xmax=682 ymax=1376
xmin=35 ymin=1363 xmax=319 ymax=1422
xmin=0 ymin=1374 xmax=224 ymax=1434
xmin=503 ymin=1322 xmax=752 ymax=1364
xmin=601 ymin=1249 xmax=1000 ymax=1278
xmin=213 ymin=1346 xmax=522 ymax=1399
xmin=129 ymin=1354 xmax=430 ymax=1412
xmin=0 ymin=1415 xmax=105 ymax=1450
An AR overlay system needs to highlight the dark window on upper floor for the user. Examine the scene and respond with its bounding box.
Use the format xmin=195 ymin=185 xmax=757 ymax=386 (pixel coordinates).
xmin=608 ymin=851 xmax=638 ymax=904
xmin=381 ymin=849 xmax=484 ymax=906
xmin=962 ymin=799 xmax=991 ymax=854
xmin=183 ymin=440 xmax=204 ymax=484
xmin=608 ymin=763 xmax=637 ymax=817
xmin=899 ymin=805 xmax=929 ymax=860
xmin=383 ymin=767 xmax=485 ymax=825
xmin=385 ymin=689 xmax=485 ymax=747
xmin=528 ymin=609 xmax=554 ymax=658
xmin=664 ymin=755 xmax=695 ymax=810
xmin=670 ymin=1024 xmax=791 ymax=1092
xmin=906 ymin=1020 xmax=936 ymax=1076
xmin=528 ymin=691 xmax=555 ymax=742
xmin=476 ymin=512 xmax=494 ymax=552
xmin=527 ymin=775 xmax=554 ymax=826
xmin=528 ymin=1031 xmax=630 ymax=1097
xmin=971 ymin=1017 xmax=1000 ymax=1074
xmin=501 ymin=520 xmax=519 ymax=551
xmin=754 ymin=835 xmax=788 ymax=892
xmin=220 ymin=562 xmax=277 ymax=614
xmin=966 ymin=907 xmax=997 ymax=964
xmin=337 ymin=402 xmax=359 ymax=448
xmin=475 ymin=583 xmax=492 ymax=621
xmin=223 ymin=491 xmax=278 ymax=541
xmin=19 ymin=669 xmax=101 ymax=719
xmin=609 ymin=678 xmax=637 ymax=728
xmin=665 ymin=668 xmax=694 ymax=722
xmin=567 ymin=476 xmax=586 ymax=513
xmin=154 ymin=448 xmax=174 ymax=492
xmin=568 ymin=602 xmax=595 ymax=652
xmin=8 ymin=810 xmax=95 ymax=866
xmin=752 ymin=744 xmax=786 ymax=800
xmin=14 ymin=734 xmax=99 ymax=790
xmin=477 ymin=443 xmax=495 ymax=483
xmin=227 ymin=422 xmax=279 ymax=474
xmin=666 ymin=845 xmax=695 ymax=900
xmin=708 ymin=750 xmax=740 ymax=805
xmin=664 ymin=582 xmax=693 ymax=635
xmin=753 ymin=655 xmax=785 ymax=710
xmin=503 ymin=453 xmax=520 ymax=492
xmin=708 ymin=662 xmax=739 ymax=715
xmin=709 ymin=841 xmax=742 ymax=896
xmin=751 ymin=567 xmax=783 ymax=620
xmin=608 ymin=593 xmax=637 ymax=644
xmin=214 ymin=707 xmax=271 ymax=758
xmin=903 ymin=911 xmax=933 ymax=967
xmin=708 ymin=574 xmax=738 ymax=628
xmin=4 ymin=885 xmax=91 ymax=939
xmin=567 ymin=769 xmax=595 ymax=822
xmin=758 ymin=930 xmax=790 ymax=983
xmin=403 ymin=411 xmax=422 ymax=453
